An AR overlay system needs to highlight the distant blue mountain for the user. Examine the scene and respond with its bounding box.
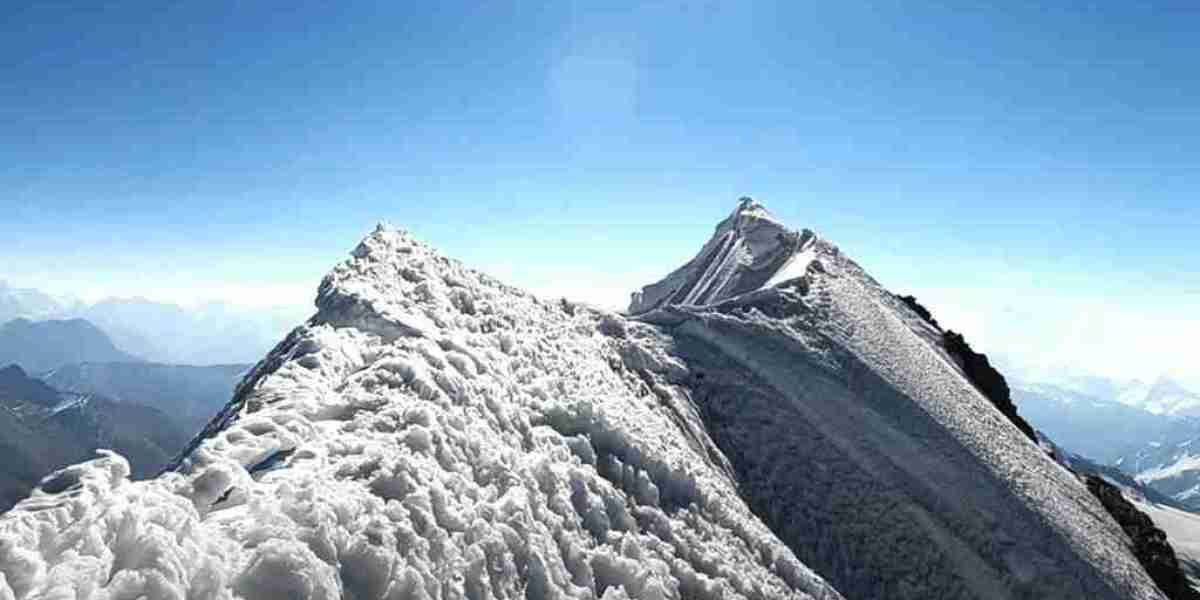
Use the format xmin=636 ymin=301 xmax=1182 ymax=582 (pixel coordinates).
xmin=44 ymin=361 xmax=250 ymax=434
xmin=0 ymin=364 xmax=187 ymax=512
xmin=0 ymin=318 xmax=141 ymax=373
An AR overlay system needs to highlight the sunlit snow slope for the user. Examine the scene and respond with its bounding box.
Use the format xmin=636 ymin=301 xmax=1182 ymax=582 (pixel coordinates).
xmin=0 ymin=223 xmax=840 ymax=600
xmin=625 ymin=199 xmax=1166 ymax=600
xmin=0 ymin=199 xmax=1170 ymax=600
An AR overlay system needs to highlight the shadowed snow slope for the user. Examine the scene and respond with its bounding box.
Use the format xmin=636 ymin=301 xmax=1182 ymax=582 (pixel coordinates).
xmin=0 ymin=201 xmax=1168 ymax=600
xmin=627 ymin=200 xmax=1166 ymax=599
xmin=0 ymin=223 xmax=841 ymax=600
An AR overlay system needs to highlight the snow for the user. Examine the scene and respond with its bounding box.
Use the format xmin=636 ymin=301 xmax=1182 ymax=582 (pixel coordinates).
xmin=1131 ymin=499 xmax=1200 ymax=592
xmin=762 ymin=247 xmax=816 ymax=290
xmin=627 ymin=198 xmax=811 ymax=314
xmin=1113 ymin=379 xmax=1200 ymax=416
xmin=0 ymin=200 xmax=1173 ymax=600
xmin=1137 ymin=453 xmax=1200 ymax=484
xmin=627 ymin=202 xmax=1168 ymax=599
xmin=0 ymin=221 xmax=840 ymax=600
xmin=49 ymin=393 xmax=92 ymax=415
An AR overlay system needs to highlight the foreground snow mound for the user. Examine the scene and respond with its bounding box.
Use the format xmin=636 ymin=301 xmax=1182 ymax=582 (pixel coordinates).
xmin=627 ymin=201 xmax=1167 ymax=599
xmin=0 ymin=224 xmax=840 ymax=600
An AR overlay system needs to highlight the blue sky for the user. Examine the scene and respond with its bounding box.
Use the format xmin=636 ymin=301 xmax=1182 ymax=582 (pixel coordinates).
xmin=1 ymin=2 xmax=1197 ymax=381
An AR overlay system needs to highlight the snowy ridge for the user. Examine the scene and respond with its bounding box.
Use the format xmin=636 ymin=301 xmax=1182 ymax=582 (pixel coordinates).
xmin=626 ymin=202 xmax=1166 ymax=598
xmin=0 ymin=201 xmax=1172 ymax=600
xmin=0 ymin=223 xmax=839 ymax=600
xmin=628 ymin=198 xmax=812 ymax=314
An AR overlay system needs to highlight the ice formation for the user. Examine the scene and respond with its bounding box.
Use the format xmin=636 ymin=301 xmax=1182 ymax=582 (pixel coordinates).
xmin=0 ymin=221 xmax=840 ymax=600
xmin=0 ymin=200 xmax=1173 ymax=599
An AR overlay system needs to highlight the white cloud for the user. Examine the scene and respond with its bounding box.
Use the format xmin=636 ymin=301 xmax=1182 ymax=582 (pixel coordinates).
xmin=911 ymin=285 xmax=1198 ymax=384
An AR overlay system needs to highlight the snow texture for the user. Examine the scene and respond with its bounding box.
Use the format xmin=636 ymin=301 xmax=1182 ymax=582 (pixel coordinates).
xmin=0 ymin=222 xmax=839 ymax=600
xmin=0 ymin=200 xmax=1171 ymax=600
xmin=627 ymin=198 xmax=812 ymax=315
xmin=627 ymin=200 xmax=1167 ymax=599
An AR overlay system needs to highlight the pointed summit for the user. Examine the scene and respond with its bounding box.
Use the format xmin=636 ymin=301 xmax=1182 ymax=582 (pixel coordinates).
xmin=0 ymin=214 xmax=1178 ymax=600
xmin=628 ymin=198 xmax=815 ymax=314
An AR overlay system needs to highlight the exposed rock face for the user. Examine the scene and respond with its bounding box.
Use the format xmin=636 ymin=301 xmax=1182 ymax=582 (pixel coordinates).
xmin=896 ymin=295 xmax=940 ymax=330
xmin=896 ymin=294 xmax=1037 ymax=443
xmin=0 ymin=201 xmax=1172 ymax=599
xmin=940 ymin=331 xmax=1037 ymax=443
xmin=1085 ymin=476 xmax=1200 ymax=600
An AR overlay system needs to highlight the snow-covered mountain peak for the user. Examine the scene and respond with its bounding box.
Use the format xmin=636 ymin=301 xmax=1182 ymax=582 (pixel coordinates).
xmin=0 ymin=209 xmax=1178 ymax=600
xmin=2 ymin=221 xmax=843 ymax=600
xmin=628 ymin=198 xmax=816 ymax=314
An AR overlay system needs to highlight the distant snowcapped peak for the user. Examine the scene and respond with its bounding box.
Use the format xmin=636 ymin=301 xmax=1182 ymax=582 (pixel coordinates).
xmin=628 ymin=197 xmax=816 ymax=314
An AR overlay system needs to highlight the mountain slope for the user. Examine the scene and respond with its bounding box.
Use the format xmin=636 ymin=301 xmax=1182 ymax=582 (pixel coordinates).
xmin=0 ymin=220 xmax=842 ymax=600
xmin=43 ymin=362 xmax=251 ymax=434
xmin=0 ymin=201 xmax=1170 ymax=599
xmin=1118 ymin=420 xmax=1200 ymax=511
xmin=0 ymin=281 xmax=65 ymax=324
xmin=1039 ymin=433 xmax=1200 ymax=598
xmin=1015 ymin=383 xmax=1172 ymax=463
xmin=1041 ymin=374 xmax=1200 ymax=418
xmin=0 ymin=318 xmax=140 ymax=373
xmin=1129 ymin=379 xmax=1200 ymax=418
xmin=626 ymin=200 xmax=1163 ymax=599
xmin=79 ymin=297 xmax=305 ymax=365
xmin=0 ymin=364 xmax=189 ymax=511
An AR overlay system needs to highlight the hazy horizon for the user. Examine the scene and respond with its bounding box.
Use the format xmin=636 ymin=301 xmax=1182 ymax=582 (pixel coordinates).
xmin=3 ymin=3 xmax=1197 ymax=384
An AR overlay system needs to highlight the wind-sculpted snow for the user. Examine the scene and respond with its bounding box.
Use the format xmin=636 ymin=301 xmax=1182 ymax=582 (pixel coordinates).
xmin=628 ymin=201 xmax=1169 ymax=599
xmin=0 ymin=200 xmax=1173 ymax=600
xmin=627 ymin=198 xmax=812 ymax=315
xmin=0 ymin=224 xmax=841 ymax=600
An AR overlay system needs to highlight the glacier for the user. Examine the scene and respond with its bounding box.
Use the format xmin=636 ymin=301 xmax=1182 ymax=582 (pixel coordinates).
xmin=0 ymin=200 xmax=1173 ymax=599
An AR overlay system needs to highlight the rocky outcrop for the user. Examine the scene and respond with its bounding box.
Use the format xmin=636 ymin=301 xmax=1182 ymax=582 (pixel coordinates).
xmin=1086 ymin=475 xmax=1200 ymax=600
xmin=941 ymin=330 xmax=1038 ymax=442
xmin=896 ymin=294 xmax=1037 ymax=443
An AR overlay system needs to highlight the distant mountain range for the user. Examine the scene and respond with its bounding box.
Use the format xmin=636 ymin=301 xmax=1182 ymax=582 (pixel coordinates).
xmin=44 ymin=361 xmax=251 ymax=434
xmin=1015 ymin=383 xmax=1175 ymax=463
xmin=0 ymin=281 xmax=65 ymax=323
xmin=0 ymin=318 xmax=142 ymax=373
xmin=0 ymin=279 xmax=305 ymax=366
xmin=0 ymin=364 xmax=190 ymax=511
xmin=1015 ymin=377 xmax=1200 ymax=515
xmin=1025 ymin=374 xmax=1200 ymax=417
xmin=1117 ymin=420 xmax=1200 ymax=513
xmin=1041 ymin=433 xmax=1200 ymax=593
xmin=0 ymin=201 xmax=1191 ymax=599
xmin=0 ymin=293 xmax=254 ymax=511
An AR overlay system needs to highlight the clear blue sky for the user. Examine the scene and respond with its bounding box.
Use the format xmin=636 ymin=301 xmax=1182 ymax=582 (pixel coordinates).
xmin=1 ymin=2 xmax=1197 ymax=381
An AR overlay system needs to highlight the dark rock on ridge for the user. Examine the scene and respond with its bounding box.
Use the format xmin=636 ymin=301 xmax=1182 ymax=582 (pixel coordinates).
xmin=896 ymin=294 xmax=1037 ymax=443
xmin=1086 ymin=475 xmax=1200 ymax=600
